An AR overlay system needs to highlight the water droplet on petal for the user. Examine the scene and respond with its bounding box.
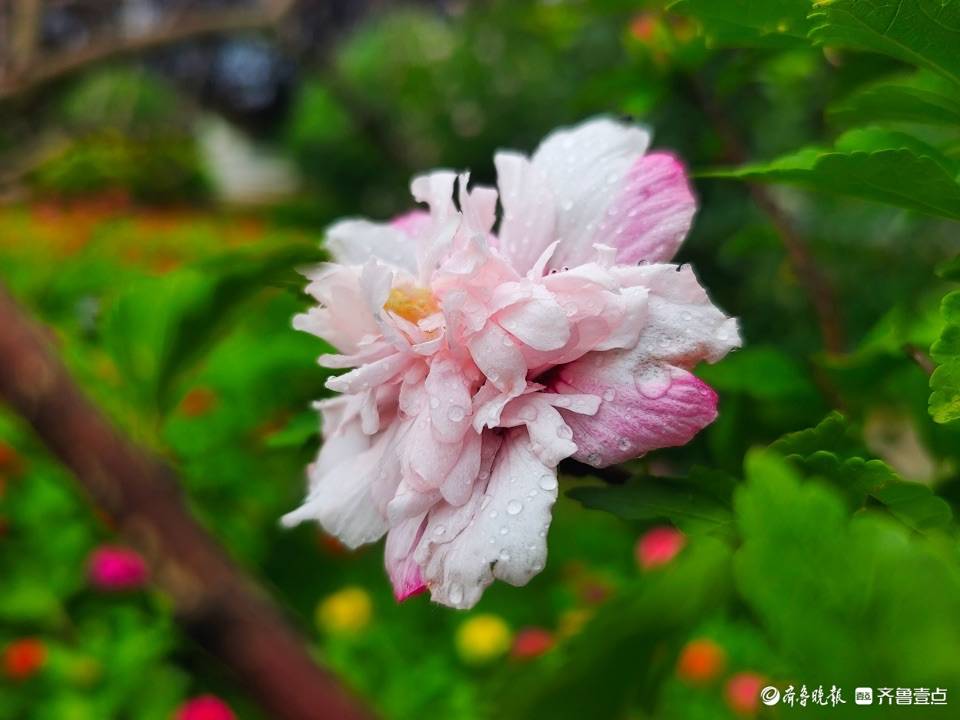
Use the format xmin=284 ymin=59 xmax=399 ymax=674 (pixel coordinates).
xmin=429 ymin=397 xmax=440 ymax=409
xmin=448 ymin=406 xmax=466 ymax=422
xmin=489 ymin=509 xmax=498 ymax=519
xmin=563 ymin=303 xmax=578 ymax=317
xmin=499 ymin=549 xmax=511 ymax=561
xmin=434 ymin=524 xmax=446 ymax=536
xmin=538 ymin=474 xmax=558 ymax=491
xmin=507 ymin=500 xmax=523 ymax=515
xmin=500 ymin=526 xmax=509 ymax=535
xmin=557 ymin=425 xmax=573 ymax=440
xmin=602 ymin=389 xmax=616 ymax=402
xmin=618 ymin=437 xmax=631 ymax=452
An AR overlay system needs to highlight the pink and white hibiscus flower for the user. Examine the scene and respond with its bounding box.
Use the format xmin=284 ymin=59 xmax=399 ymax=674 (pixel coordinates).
xmin=283 ymin=117 xmax=740 ymax=609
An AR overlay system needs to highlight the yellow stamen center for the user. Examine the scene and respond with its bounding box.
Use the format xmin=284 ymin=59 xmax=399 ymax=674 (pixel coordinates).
xmin=383 ymin=285 xmax=439 ymax=323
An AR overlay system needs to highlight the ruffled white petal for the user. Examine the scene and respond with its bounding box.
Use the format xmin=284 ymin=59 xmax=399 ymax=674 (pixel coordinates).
xmin=325 ymin=219 xmax=418 ymax=275
xmin=419 ymin=431 xmax=558 ymax=609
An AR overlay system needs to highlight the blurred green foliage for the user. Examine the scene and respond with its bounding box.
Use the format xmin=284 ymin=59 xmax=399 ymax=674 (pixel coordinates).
xmin=2 ymin=0 xmax=960 ymax=718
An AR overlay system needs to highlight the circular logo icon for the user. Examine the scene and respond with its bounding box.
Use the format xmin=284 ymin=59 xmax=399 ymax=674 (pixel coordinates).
xmin=760 ymin=686 xmax=781 ymax=706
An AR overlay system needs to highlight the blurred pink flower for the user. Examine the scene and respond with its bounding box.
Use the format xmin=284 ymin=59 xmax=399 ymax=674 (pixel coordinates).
xmin=87 ymin=545 xmax=148 ymax=591
xmin=284 ymin=117 xmax=740 ymax=609
xmin=175 ymin=695 xmax=236 ymax=720
xmin=636 ymin=525 xmax=686 ymax=569
xmin=725 ymin=672 xmax=766 ymax=715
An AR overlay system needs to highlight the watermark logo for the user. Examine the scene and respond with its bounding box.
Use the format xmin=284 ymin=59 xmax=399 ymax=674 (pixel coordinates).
xmin=760 ymin=686 xmax=781 ymax=706
xmin=759 ymin=685 xmax=947 ymax=710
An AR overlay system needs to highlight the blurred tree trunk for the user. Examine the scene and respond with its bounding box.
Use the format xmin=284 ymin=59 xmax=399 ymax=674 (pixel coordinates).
xmin=0 ymin=284 xmax=374 ymax=720
xmin=9 ymin=0 xmax=42 ymax=75
xmin=0 ymin=0 xmax=298 ymax=100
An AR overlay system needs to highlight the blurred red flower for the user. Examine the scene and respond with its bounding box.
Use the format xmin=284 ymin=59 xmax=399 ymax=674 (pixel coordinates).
xmin=676 ymin=638 xmax=726 ymax=684
xmin=511 ymin=627 xmax=555 ymax=660
xmin=3 ymin=638 xmax=46 ymax=680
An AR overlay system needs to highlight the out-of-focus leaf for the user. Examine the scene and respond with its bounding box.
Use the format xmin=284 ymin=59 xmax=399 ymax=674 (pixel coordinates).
xmin=810 ymin=0 xmax=960 ymax=85
xmin=496 ymin=539 xmax=732 ymax=720
xmin=566 ymin=467 xmax=737 ymax=536
xmin=696 ymin=345 xmax=820 ymax=399
xmin=104 ymin=242 xmax=324 ymax=413
xmin=930 ymin=290 xmax=960 ymax=423
xmin=669 ymin=0 xmax=814 ymax=47
xmin=799 ymin=451 xmax=952 ymax=531
xmin=155 ymin=243 xmax=325 ymax=409
xmin=829 ymin=73 xmax=960 ymax=128
xmin=0 ymin=581 xmax=63 ymax=624
xmin=937 ymin=255 xmax=960 ymax=281
xmin=735 ymin=450 xmax=960 ymax=686
xmin=263 ymin=410 xmax=320 ymax=449
xmin=703 ymin=129 xmax=960 ymax=220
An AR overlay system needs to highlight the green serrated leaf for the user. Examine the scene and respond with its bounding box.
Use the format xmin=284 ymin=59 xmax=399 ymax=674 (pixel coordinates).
xmin=810 ymin=0 xmax=960 ymax=86
xmin=770 ymin=415 xmax=952 ymax=531
xmin=769 ymin=412 xmax=864 ymax=457
xmin=829 ymin=72 xmax=960 ymax=128
xmin=702 ymin=131 xmax=960 ymax=220
xmin=930 ymin=290 xmax=960 ymax=422
xmin=669 ymin=0 xmax=815 ymax=47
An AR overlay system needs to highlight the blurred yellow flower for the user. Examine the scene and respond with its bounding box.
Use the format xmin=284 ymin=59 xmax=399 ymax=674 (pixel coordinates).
xmin=316 ymin=586 xmax=372 ymax=634
xmin=557 ymin=608 xmax=593 ymax=639
xmin=455 ymin=614 xmax=512 ymax=664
